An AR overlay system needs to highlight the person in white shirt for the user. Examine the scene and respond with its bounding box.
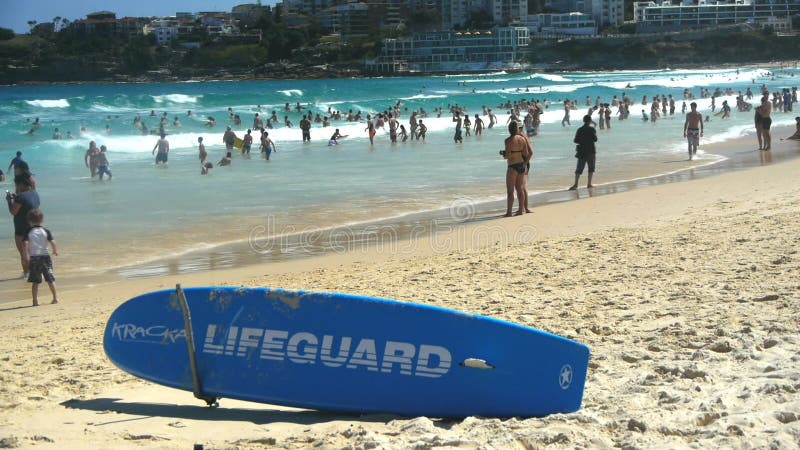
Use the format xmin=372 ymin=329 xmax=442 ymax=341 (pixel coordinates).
xmin=23 ymin=208 xmax=58 ymax=306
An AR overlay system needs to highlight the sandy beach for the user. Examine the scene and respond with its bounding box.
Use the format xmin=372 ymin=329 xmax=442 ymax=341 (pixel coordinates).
xmin=1 ymin=130 xmax=799 ymax=448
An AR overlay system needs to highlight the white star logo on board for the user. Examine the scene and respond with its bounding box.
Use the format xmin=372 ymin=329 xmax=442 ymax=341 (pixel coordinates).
xmin=559 ymin=364 xmax=573 ymax=390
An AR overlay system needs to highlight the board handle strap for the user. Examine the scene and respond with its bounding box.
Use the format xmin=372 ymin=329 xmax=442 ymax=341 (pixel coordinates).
xmin=176 ymin=284 xmax=219 ymax=407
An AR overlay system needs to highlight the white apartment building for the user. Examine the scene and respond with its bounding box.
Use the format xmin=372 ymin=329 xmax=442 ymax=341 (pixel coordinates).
xmin=442 ymin=0 xmax=529 ymax=29
xmin=545 ymin=0 xmax=624 ymax=28
xmin=441 ymin=0 xmax=481 ymax=29
xmin=490 ymin=0 xmax=529 ymax=24
xmin=526 ymin=12 xmax=598 ymax=35
xmin=634 ymin=0 xmax=800 ymax=33
xmin=369 ymin=26 xmax=529 ymax=72
xmin=143 ymin=20 xmax=180 ymax=45
xmin=585 ymin=0 xmax=624 ymax=27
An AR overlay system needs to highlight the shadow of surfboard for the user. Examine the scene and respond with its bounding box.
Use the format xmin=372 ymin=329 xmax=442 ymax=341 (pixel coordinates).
xmin=60 ymin=398 xmax=404 ymax=425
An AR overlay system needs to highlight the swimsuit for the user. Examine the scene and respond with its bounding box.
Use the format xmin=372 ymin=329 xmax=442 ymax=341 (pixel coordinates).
xmin=509 ymin=162 xmax=526 ymax=174
xmin=97 ymin=165 xmax=112 ymax=176
xmin=506 ymin=148 xmax=525 ymax=174
xmin=687 ymin=128 xmax=700 ymax=144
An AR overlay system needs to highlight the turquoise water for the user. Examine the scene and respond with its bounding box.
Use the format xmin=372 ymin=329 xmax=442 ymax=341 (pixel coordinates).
xmin=0 ymin=67 xmax=798 ymax=276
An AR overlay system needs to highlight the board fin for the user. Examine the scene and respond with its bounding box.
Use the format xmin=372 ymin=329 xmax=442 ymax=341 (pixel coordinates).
xmin=176 ymin=284 xmax=220 ymax=407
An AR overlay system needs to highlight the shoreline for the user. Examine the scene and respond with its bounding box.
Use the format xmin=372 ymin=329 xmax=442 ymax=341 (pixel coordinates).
xmin=89 ymin=125 xmax=800 ymax=277
xmin=0 ymin=125 xmax=798 ymax=448
xmin=4 ymin=95 xmax=797 ymax=302
xmin=0 ymin=124 xmax=796 ymax=306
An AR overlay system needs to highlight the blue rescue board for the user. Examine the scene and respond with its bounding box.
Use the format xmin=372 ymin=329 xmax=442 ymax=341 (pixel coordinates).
xmin=103 ymin=286 xmax=590 ymax=417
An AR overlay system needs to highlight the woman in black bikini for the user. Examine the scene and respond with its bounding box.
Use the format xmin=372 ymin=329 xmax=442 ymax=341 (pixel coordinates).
xmin=503 ymin=121 xmax=529 ymax=217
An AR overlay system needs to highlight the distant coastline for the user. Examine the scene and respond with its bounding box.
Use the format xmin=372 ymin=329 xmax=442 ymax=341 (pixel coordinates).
xmin=3 ymin=59 xmax=799 ymax=87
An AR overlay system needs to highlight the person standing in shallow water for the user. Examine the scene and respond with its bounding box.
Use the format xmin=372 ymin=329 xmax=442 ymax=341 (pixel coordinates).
xmin=365 ymin=118 xmax=376 ymax=145
xmin=502 ymin=121 xmax=528 ymax=217
xmin=222 ymin=126 xmax=236 ymax=160
xmin=85 ymin=142 xmax=99 ymax=177
xmin=7 ymin=175 xmax=40 ymax=278
xmin=409 ymin=111 xmax=418 ymax=140
xmin=517 ymin=122 xmax=533 ymax=214
xmin=757 ymin=95 xmax=773 ymax=151
xmin=683 ymin=102 xmax=703 ymax=160
xmin=569 ymin=115 xmax=597 ymax=190
xmin=562 ymin=100 xmax=571 ymax=127
xmin=96 ymin=146 xmax=112 ymax=180
xmin=452 ymin=112 xmax=463 ymax=143
xmin=474 ymin=114 xmax=484 ymax=136
xmin=299 ymin=115 xmax=311 ymax=142
xmin=388 ymin=113 xmax=399 ymax=143
xmin=8 ymin=151 xmax=25 ymax=175
xmin=196 ymin=136 xmax=207 ymax=164
xmin=242 ymin=129 xmax=253 ymax=155
xmin=261 ymin=131 xmax=276 ymax=160
xmin=152 ymin=133 xmax=169 ymax=165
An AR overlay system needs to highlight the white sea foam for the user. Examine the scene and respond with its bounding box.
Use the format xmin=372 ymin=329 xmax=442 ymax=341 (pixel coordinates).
xmin=462 ymin=78 xmax=515 ymax=84
xmin=279 ymin=89 xmax=304 ymax=97
xmin=529 ymin=73 xmax=571 ymax=82
xmin=401 ymin=94 xmax=448 ymax=100
xmin=476 ymin=83 xmax=594 ymax=95
xmin=443 ymin=71 xmax=507 ymax=78
xmin=25 ymin=99 xmax=70 ymax=108
xmin=151 ymin=94 xmax=201 ymax=104
xmin=87 ymin=102 xmax=140 ymax=114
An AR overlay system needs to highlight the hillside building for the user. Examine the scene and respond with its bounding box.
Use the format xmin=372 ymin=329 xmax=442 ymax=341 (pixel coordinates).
xmin=71 ymin=11 xmax=150 ymax=39
xmin=634 ymin=0 xmax=800 ymax=33
xmin=545 ymin=0 xmax=624 ymax=28
xmin=367 ymin=26 xmax=530 ymax=73
xmin=525 ymin=12 xmax=599 ymax=35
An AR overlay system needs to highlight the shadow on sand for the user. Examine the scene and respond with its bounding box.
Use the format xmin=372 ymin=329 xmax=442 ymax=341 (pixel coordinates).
xmin=0 ymin=304 xmax=34 ymax=312
xmin=60 ymin=397 xmax=400 ymax=426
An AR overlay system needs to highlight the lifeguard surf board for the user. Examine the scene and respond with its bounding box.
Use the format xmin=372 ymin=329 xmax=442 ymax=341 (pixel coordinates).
xmin=103 ymin=286 xmax=590 ymax=418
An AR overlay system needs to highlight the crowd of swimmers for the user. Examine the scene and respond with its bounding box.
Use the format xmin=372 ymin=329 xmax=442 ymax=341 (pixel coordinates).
xmin=497 ymin=82 xmax=797 ymax=216
xmin=16 ymin=78 xmax=800 ymax=183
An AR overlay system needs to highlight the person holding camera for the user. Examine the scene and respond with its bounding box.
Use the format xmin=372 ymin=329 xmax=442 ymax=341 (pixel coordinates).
xmin=569 ymin=115 xmax=598 ymax=190
xmin=501 ymin=121 xmax=530 ymax=217
xmin=7 ymin=175 xmax=40 ymax=279
xmin=453 ymin=111 xmax=463 ymax=143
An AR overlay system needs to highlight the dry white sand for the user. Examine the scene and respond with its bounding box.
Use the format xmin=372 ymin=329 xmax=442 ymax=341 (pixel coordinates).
xmin=1 ymin=137 xmax=799 ymax=449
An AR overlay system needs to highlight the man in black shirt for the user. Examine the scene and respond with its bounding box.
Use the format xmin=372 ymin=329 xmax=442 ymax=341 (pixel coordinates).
xmin=569 ymin=115 xmax=597 ymax=190
xmin=7 ymin=175 xmax=40 ymax=278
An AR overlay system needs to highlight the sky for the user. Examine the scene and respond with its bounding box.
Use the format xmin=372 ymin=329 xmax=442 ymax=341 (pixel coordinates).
xmin=0 ymin=0 xmax=278 ymax=33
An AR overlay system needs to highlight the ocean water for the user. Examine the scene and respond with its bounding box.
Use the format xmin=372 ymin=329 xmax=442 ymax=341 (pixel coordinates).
xmin=0 ymin=66 xmax=798 ymax=279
